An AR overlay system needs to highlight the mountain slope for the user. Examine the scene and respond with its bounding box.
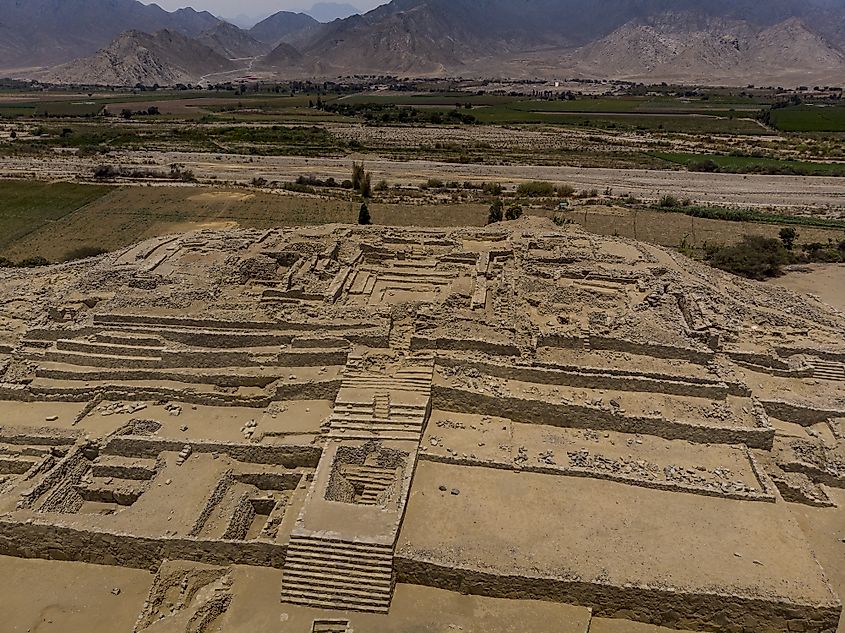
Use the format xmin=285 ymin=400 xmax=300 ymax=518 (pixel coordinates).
xmin=40 ymin=29 xmax=235 ymax=86
xmin=0 ymin=0 xmax=219 ymax=70
xmin=14 ymin=0 xmax=845 ymax=85
xmin=572 ymin=14 xmax=845 ymax=84
xmin=197 ymin=22 xmax=269 ymax=59
xmin=306 ymin=2 xmax=361 ymax=22
xmin=249 ymin=11 xmax=321 ymax=48
xmin=289 ymin=0 xmax=845 ymax=76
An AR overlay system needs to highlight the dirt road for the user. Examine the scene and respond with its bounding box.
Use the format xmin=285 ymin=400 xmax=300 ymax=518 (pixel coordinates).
xmin=2 ymin=151 xmax=845 ymax=211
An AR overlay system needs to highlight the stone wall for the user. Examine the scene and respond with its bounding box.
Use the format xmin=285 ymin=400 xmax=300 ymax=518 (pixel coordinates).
xmin=436 ymin=357 xmax=730 ymax=399
xmin=394 ymin=557 xmax=841 ymax=633
xmin=433 ymin=386 xmax=774 ymax=449
xmin=104 ymin=436 xmax=321 ymax=468
xmin=761 ymin=400 xmax=845 ymax=426
xmin=411 ymin=335 xmax=520 ymax=357
xmin=0 ymin=519 xmax=287 ymax=569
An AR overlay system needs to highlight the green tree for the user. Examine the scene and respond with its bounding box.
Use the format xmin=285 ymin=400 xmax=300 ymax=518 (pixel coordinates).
xmin=358 ymin=202 xmax=371 ymax=226
xmin=779 ymin=227 xmax=798 ymax=250
xmin=352 ymin=162 xmax=372 ymax=198
xmin=487 ymin=199 xmax=504 ymax=225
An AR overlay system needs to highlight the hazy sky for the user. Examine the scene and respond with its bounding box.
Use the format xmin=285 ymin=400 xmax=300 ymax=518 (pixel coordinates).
xmin=145 ymin=0 xmax=386 ymax=18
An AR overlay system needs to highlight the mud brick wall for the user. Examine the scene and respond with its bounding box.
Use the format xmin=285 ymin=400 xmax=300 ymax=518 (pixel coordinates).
xmin=394 ymin=558 xmax=842 ymax=633
xmin=433 ymin=386 xmax=774 ymax=449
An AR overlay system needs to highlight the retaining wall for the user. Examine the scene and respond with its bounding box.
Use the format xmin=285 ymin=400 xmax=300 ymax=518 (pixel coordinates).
xmin=436 ymin=357 xmax=730 ymax=399
xmin=0 ymin=520 xmax=287 ymax=569
xmin=433 ymin=385 xmax=774 ymax=449
xmin=394 ymin=557 xmax=841 ymax=633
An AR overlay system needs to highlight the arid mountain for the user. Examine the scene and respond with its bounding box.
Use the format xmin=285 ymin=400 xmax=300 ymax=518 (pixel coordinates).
xmin=249 ymin=11 xmax=321 ymax=48
xmin=306 ymin=2 xmax=361 ymax=22
xmin=572 ymin=14 xmax=845 ymax=84
xmin=263 ymin=42 xmax=306 ymax=69
xmin=15 ymin=0 xmax=845 ymax=85
xmin=39 ymin=29 xmax=234 ymax=87
xmin=197 ymin=22 xmax=270 ymax=59
xmin=0 ymin=0 xmax=219 ymax=71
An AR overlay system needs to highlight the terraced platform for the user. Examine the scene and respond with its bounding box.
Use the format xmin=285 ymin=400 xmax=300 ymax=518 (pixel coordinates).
xmin=0 ymin=220 xmax=841 ymax=632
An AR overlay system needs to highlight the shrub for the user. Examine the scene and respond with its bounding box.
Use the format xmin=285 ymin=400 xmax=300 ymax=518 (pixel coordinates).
xmin=505 ymin=205 xmax=523 ymax=221
xmin=425 ymin=178 xmax=445 ymax=189
xmin=251 ymin=177 xmax=268 ymax=188
xmin=517 ymin=181 xmax=555 ymax=197
xmin=556 ymin=184 xmax=576 ymax=197
xmin=779 ymin=227 xmax=798 ymax=250
xmin=688 ymin=159 xmax=719 ymax=173
xmin=374 ymin=180 xmax=389 ymax=192
xmin=283 ymin=182 xmax=316 ymax=194
xmin=482 ymin=182 xmax=503 ymax=196
xmin=659 ymin=194 xmax=681 ymax=208
xmin=93 ymin=164 xmax=120 ymax=179
xmin=487 ymin=200 xmax=504 ymax=225
xmin=0 ymin=257 xmax=13 ymax=268
xmin=705 ymin=235 xmax=792 ymax=280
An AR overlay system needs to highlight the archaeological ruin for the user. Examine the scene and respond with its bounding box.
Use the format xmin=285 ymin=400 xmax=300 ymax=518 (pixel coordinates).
xmin=0 ymin=217 xmax=842 ymax=632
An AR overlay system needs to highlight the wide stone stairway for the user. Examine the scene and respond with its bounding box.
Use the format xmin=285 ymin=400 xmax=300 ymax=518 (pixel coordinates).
xmin=280 ymin=351 xmax=434 ymax=613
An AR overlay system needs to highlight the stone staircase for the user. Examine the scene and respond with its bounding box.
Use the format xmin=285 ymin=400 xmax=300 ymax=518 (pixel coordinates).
xmin=328 ymin=357 xmax=434 ymax=441
xmin=280 ymin=535 xmax=395 ymax=613
xmin=342 ymin=464 xmax=399 ymax=505
xmin=811 ymin=359 xmax=845 ymax=382
xmin=373 ymin=392 xmax=391 ymax=419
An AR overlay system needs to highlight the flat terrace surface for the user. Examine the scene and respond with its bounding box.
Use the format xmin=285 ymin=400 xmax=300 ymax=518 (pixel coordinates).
xmin=398 ymin=461 xmax=838 ymax=608
xmin=219 ymin=566 xmax=592 ymax=633
xmin=422 ymin=411 xmax=764 ymax=496
xmin=0 ymin=555 xmax=151 ymax=633
xmin=80 ymin=400 xmax=332 ymax=443
xmin=0 ymin=400 xmax=95 ymax=433
xmin=738 ymin=368 xmax=845 ymax=412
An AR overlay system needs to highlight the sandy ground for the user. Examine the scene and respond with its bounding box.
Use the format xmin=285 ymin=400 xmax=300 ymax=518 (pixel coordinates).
xmin=0 ymin=556 xmax=152 ymax=633
xmin=787 ymin=487 xmax=845 ymax=633
xmin=771 ymin=264 xmax=845 ymax=313
xmin=399 ymin=461 xmax=837 ymax=606
xmin=3 ymin=152 xmax=845 ymax=210
xmin=220 ymin=567 xmax=593 ymax=632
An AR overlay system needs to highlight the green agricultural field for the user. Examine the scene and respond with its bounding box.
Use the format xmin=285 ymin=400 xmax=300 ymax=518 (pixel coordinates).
xmin=767 ymin=104 xmax=845 ymax=132
xmin=0 ymin=180 xmax=112 ymax=257
xmin=34 ymin=101 xmax=103 ymax=117
xmin=472 ymin=108 xmax=768 ymax=134
xmin=653 ymin=152 xmax=845 ymax=176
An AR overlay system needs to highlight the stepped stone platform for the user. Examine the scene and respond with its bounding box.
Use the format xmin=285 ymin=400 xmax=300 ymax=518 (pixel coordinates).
xmin=0 ymin=219 xmax=842 ymax=632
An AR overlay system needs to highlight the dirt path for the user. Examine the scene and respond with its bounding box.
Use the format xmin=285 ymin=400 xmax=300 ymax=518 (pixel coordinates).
xmin=2 ymin=152 xmax=845 ymax=211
